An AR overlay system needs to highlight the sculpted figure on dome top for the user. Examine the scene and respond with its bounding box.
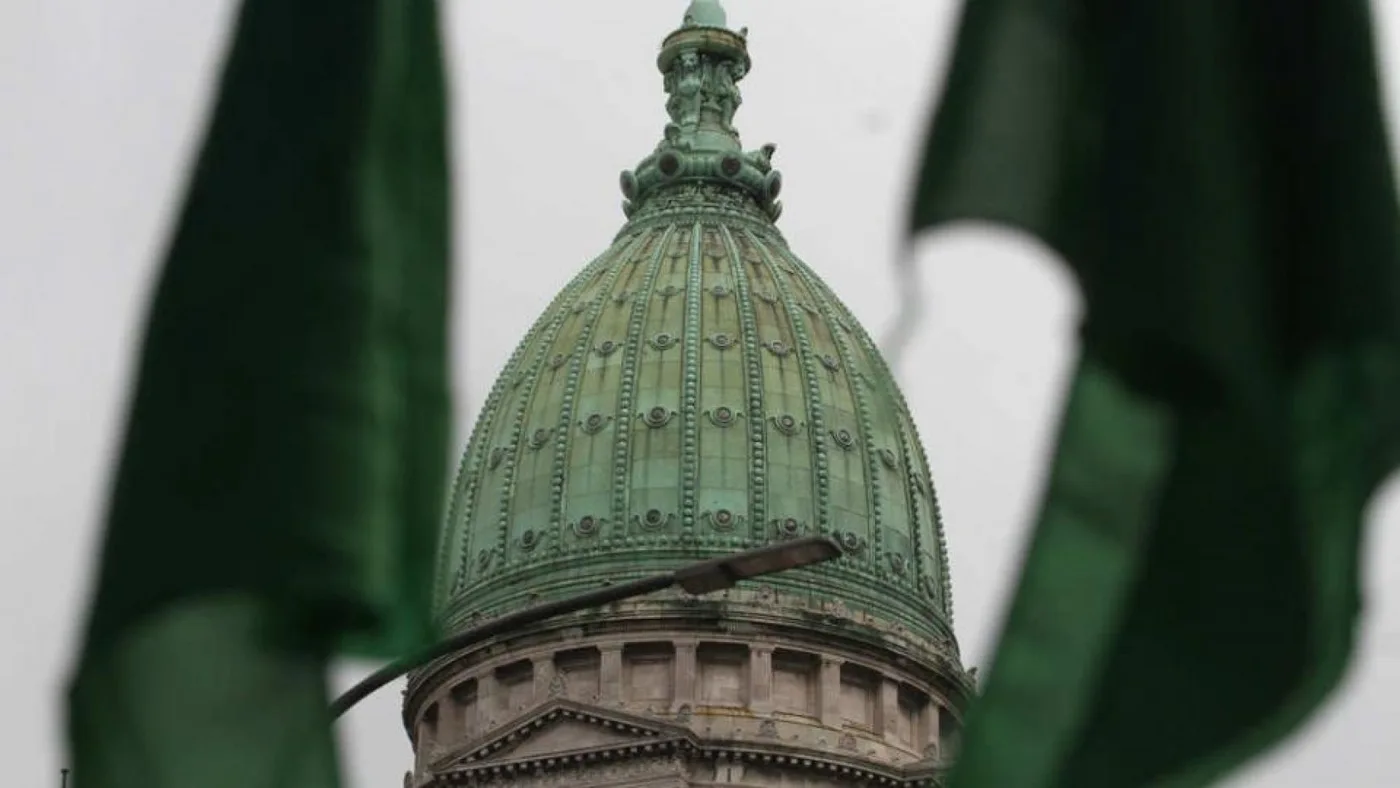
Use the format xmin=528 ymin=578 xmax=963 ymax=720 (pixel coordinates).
xmin=666 ymin=51 xmax=704 ymax=128
xmin=711 ymin=59 xmax=744 ymax=130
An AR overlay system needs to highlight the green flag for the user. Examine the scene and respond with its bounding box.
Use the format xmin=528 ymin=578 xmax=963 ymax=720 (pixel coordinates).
xmin=67 ymin=1 xmax=451 ymax=785
xmin=909 ymin=2 xmax=1400 ymax=786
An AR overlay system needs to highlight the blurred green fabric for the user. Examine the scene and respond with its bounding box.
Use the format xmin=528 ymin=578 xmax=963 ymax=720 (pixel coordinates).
xmin=910 ymin=2 xmax=1400 ymax=786
xmin=67 ymin=1 xmax=452 ymax=785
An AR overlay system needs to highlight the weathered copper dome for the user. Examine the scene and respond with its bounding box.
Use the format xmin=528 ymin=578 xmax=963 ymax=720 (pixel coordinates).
xmin=432 ymin=2 xmax=959 ymax=655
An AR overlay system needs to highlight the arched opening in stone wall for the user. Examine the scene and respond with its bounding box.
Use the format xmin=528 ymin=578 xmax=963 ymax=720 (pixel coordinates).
xmin=448 ymin=678 xmax=478 ymax=742
xmin=895 ymin=684 xmax=927 ymax=750
xmin=698 ymin=642 xmax=749 ymax=708
xmin=771 ymin=649 xmax=819 ymax=718
xmin=494 ymin=659 xmax=534 ymax=718
xmin=840 ymin=663 xmax=881 ymax=732
xmin=939 ymin=705 xmax=962 ymax=761
xmin=623 ymin=642 xmax=675 ymax=708
xmin=415 ymin=701 xmax=440 ymax=770
xmin=554 ymin=646 xmax=601 ymax=701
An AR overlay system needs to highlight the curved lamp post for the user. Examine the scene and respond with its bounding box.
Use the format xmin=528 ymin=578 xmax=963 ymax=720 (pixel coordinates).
xmin=330 ymin=535 xmax=843 ymax=718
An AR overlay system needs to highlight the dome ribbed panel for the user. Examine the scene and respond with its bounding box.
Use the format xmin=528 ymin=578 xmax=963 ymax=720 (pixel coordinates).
xmin=436 ymin=247 xmax=620 ymax=606
xmin=791 ymin=262 xmax=957 ymax=621
xmin=436 ymin=190 xmax=956 ymax=647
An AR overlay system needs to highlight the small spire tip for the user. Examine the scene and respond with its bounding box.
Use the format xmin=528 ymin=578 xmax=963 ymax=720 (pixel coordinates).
xmin=682 ymin=0 xmax=728 ymax=29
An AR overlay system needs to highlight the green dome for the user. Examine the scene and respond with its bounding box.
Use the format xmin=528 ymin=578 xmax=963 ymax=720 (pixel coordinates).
xmin=433 ymin=4 xmax=958 ymax=651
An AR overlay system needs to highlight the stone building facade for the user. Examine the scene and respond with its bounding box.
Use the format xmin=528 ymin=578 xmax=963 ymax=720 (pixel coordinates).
xmin=401 ymin=2 xmax=973 ymax=785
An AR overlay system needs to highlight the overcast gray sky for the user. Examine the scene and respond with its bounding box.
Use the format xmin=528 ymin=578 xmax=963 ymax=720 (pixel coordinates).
xmin=4 ymin=2 xmax=1399 ymax=786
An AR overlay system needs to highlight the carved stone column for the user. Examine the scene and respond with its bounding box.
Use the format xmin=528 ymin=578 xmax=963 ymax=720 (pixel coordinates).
xmin=476 ymin=671 xmax=498 ymax=732
xmin=923 ymin=697 xmax=942 ymax=760
xmin=673 ymin=639 xmax=698 ymax=711
xmin=436 ymin=695 xmax=461 ymax=745
xmin=820 ymin=657 xmax=844 ymax=728
xmin=532 ymin=654 xmax=555 ymax=704
xmin=749 ymin=644 xmax=774 ymax=715
xmin=880 ymin=678 xmax=899 ymax=743
xmin=600 ymin=644 xmax=624 ymax=704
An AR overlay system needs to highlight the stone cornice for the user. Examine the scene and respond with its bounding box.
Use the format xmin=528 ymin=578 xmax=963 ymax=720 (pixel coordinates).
xmin=440 ymin=563 xmax=957 ymax=648
xmin=402 ymin=588 xmax=973 ymax=737
xmin=426 ymin=743 xmax=688 ymax=787
xmin=425 ymin=734 xmax=950 ymax=787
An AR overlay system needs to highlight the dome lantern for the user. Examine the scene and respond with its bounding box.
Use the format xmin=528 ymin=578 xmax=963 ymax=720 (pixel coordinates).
xmin=620 ymin=0 xmax=782 ymax=222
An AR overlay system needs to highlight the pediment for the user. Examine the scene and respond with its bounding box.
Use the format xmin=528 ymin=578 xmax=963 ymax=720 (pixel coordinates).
xmin=431 ymin=699 xmax=692 ymax=771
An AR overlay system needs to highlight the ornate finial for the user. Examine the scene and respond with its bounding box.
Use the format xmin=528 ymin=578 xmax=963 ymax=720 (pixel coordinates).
xmin=658 ymin=3 xmax=748 ymax=146
xmin=617 ymin=2 xmax=784 ymax=222
xmin=682 ymin=0 xmax=728 ymax=28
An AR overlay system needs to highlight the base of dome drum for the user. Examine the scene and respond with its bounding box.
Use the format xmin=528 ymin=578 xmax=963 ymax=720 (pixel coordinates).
xmin=403 ymin=592 xmax=970 ymax=788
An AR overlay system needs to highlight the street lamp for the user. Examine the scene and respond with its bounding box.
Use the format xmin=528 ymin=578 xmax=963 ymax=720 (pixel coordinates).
xmin=330 ymin=536 xmax=842 ymax=718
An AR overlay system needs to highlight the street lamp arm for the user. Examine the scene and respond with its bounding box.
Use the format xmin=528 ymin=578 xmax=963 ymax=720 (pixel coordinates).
xmin=329 ymin=536 xmax=841 ymax=719
xmin=330 ymin=572 xmax=675 ymax=719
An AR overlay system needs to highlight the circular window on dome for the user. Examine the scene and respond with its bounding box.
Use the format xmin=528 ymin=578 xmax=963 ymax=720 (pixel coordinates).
xmin=658 ymin=152 xmax=680 ymax=177
xmin=528 ymin=428 xmax=552 ymax=450
xmin=777 ymin=517 xmax=801 ymax=536
xmin=721 ymin=155 xmax=742 ymax=177
xmin=831 ymin=428 xmax=856 ymax=450
xmin=649 ymin=332 xmax=677 ymax=351
xmin=643 ymin=406 xmax=673 ymax=428
xmin=772 ymin=414 xmax=800 ymax=435
xmin=639 ymin=508 xmax=670 ymax=531
xmin=888 ymin=553 xmax=908 ymax=575
xmin=708 ymin=406 xmax=737 ymax=427
xmin=763 ymin=339 xmax=790 ymax=357
xmin=520 ymin=529 xmax=539 ymax=551
xmin=710 ymin=284 xmax=729 ymax=298
xmin=821 ymin=354 xmax=841 ymax=372
xmin=708 ymin=332 xmax=734 ymax=350
xmin=711 ymin=509 xmax=736 ymax=531
xmin=581 ymin=413 xmax=609 ymax=435
xmin=573 ymin=515 xmax=601 ymax=537
xmin=840 ymin=531 xmax=864 ymax=553
xmin=595 ymin=339 xmax=618 ymax=357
